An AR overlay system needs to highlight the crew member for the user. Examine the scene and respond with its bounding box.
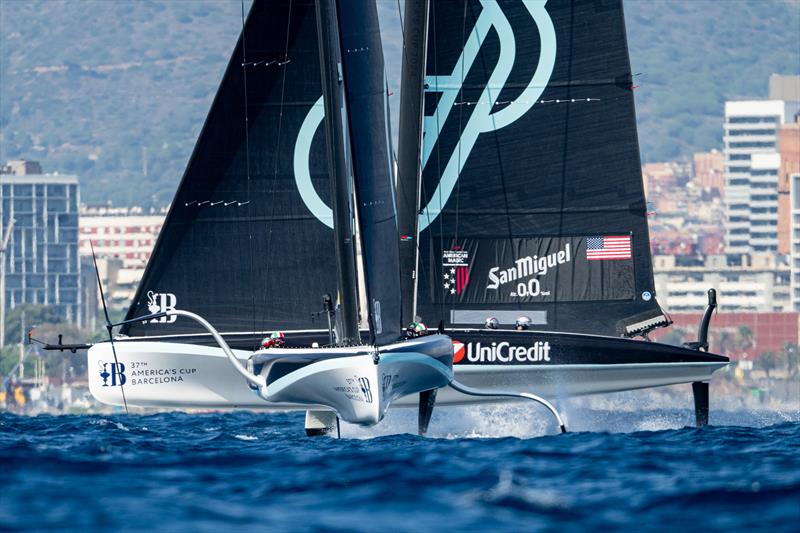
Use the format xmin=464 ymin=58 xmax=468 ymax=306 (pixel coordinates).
xmin=260 ymin=331 xmax=285 ymax=349
xmin=405 ymin=322 xmax=427 ymax=338
xmin=484 ymin=317 xmax=499 ymax=329
xmin=515 ymin=316 xmax=532 ymax=331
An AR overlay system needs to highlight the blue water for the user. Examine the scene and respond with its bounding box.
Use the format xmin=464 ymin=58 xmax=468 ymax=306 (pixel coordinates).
xmin=1 ymin=405 xmax=798 ymax=532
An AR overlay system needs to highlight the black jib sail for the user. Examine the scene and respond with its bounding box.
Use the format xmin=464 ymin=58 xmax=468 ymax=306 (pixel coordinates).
xmin=123 ymin=0 xmax=339 ymax=338
xmin=412 ymin=0 xmax=667 ymax=336
xmin=336 ymin=0 xmax=402 ymax=345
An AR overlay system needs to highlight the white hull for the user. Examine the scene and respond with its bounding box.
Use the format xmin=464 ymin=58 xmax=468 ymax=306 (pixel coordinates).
xmin=88 ymin=340 xmax=726 ymax=410
xmin=251 ymin=336 xmax=453 ymax=425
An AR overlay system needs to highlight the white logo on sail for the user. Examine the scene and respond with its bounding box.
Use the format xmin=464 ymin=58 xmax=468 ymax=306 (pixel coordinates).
xmin=293 ymin=0 xmax=556 ymax=230
xmin=146 ymin=291 xmax=177 ymax=323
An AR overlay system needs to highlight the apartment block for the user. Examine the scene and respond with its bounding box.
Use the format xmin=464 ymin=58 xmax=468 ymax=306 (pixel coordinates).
xmin=0 ymin=167 xmax=82 ymax=324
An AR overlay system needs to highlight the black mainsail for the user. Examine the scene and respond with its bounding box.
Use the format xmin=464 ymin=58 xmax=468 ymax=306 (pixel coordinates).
xmin=123 ymin=0 xmax=338 ymax=338
xmin=410 ymin=0 xmax=667 ymax=336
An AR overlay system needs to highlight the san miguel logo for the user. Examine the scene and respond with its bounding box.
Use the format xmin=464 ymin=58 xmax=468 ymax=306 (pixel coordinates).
xmin=146 ymin=291 xmax=177 ymax=323
xmin=487 ymin=242 xmax=571 ymax=298
xmin=452 ymin=339 xmax=551 ymax=364
xmin=443 ymin=249 xmax=470 ymax=296
xmin=292 ymin=0 xmax=557 ymax=231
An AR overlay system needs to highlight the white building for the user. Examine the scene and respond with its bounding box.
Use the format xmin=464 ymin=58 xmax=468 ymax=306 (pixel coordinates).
xmin=724 ymin=99 xmax=800 ymax=255
xmin=79 ymin=206 xmax=164 ymax=307
xmin=653 ymin=254 xmax=791 ymax=313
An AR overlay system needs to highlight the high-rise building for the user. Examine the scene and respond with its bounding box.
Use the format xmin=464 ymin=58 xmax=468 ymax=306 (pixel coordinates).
xmin=0 ymin=165 xmax=82 ymax=325
xmin=723 ymin=100 xmax=799 ymax=255
xmin=778 ymin=122 xmax=800 ymax=254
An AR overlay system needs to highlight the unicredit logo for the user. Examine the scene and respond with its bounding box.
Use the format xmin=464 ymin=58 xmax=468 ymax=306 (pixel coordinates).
xmin=453 ymin=340 xmax=551 ymax=364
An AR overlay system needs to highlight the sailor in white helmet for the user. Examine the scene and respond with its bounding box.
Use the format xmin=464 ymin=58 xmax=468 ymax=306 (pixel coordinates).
xmin=484 ymin=317 xmax=499 ymax=329
xmin=515 ymin=316 xmax=532 ymax=331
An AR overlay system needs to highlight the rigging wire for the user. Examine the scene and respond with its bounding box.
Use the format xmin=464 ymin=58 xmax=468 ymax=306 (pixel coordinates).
xmin=426 ymin=3 xmax=446 ymax=324
xmin=396 ymin=0 xmax=404 ymax=42
xmin=260 ymin=0 xmax=294 ymax=336
xmin=240 ymin=0 xmax=258 ymax=340
xmin=553 ymin=1 xmax=580 ymax=329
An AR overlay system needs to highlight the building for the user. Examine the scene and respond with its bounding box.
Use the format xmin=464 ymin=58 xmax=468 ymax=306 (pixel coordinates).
xmin=0 ymin=164 xmax=82 ymax=325
xmin=78 ymin=205 xmax=164 ymax=308
xmin=791 ymin=174 xmax=800 ymax=311
xmin=693 ymin=150 xmax=725 ymax=192
xmin=778 ymin=121 xmax=800 ymax=254
xmin=1 ymin=160 xmax=42 ymax=176
xmin=653 ymin=253 xmax=791 ymax=313
xmin=769 ymin=74 xmax=800 ymax=102
xmin=724 ymin=101 xmax=786 ymax=254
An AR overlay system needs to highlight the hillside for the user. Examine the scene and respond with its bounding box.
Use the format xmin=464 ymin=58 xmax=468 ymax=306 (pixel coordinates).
xmin=1 ymin=0 xmax=798 ymax=206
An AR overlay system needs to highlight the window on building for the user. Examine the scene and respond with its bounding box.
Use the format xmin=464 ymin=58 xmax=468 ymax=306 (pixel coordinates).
xmin=13 ymin=185 xmax=33 ymax=196
xmin=727 ymin=116 xmax=778 ymax=124
xmin=47 ymin=184 xmax=66 ymax=197
xmin=728 ymin=141 xmax=776 ymax=149
xmin=47 ymin=198 xmax=67 ymax=213
xmin=727 ymin=129 xmax=776 ymax=136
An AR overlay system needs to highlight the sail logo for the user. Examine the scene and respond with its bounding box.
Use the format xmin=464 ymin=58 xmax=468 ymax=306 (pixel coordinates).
xmin=146 ymin=291 xmax=177 ymax=323
xmin=453 ymin=341 xmax=551 ymax=364
xmin=99 ymin=361 xmax=126 ymax=387
xmin=292 ymin=0 xmax=556 ymax=231
xmin=443 ymin=249 xmax=470 ymax=296
xmin=487 ymin=243 xmax=571 ymax=295
xmin=418 ymin=0 xmax=557 ymax=231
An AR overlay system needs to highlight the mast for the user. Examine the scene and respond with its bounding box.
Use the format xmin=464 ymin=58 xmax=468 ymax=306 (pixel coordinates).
xmin=316 ymin=0 xmax=360 ymax=344
xmin=336 ymin=0 xmax=402 ymax=345
xmin=397 ymin=0 xmax=430 ymax=326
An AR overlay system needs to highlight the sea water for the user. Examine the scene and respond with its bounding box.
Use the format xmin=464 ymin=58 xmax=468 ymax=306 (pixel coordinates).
xmin=1 ymin=403 xmax=798 ymax=532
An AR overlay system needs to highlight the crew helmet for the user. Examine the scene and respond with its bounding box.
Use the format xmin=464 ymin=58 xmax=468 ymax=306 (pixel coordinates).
xmin=484 ymin=316 xmax=499 ymax=329
xmin=515 ymin=316 xmax=532 ymax=330
xmin=406 ymin=321 xmax=427 ymax=336
xmin=261 ymin=331 xmax=285 ymax=348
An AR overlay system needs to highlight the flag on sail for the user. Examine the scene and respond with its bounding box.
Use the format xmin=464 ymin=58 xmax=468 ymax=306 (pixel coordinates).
xmin=586 ymin=236 xmax=632 ymax=260
xmin=442 ymin=249 xmax=470 ymax=295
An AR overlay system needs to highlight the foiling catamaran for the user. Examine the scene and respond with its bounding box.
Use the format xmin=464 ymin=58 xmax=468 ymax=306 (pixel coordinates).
xmin=61 ymin=0 xmax=729 ymax=436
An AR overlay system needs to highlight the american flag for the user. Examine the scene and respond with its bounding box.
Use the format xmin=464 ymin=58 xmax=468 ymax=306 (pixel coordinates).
xmin=586 ymin=235 xmax=632 ymax=260
xmin=443 ymin=266 xmax=470 ymax=295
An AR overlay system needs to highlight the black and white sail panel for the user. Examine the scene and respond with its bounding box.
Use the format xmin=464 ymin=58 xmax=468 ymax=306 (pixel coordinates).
xmin=337 ymin=0 xmax=402 ymax=345
xmin=415 ymin=0 xmax=665 ymax=336
xmin=124 ymin=0 xmax=338 ymax=337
